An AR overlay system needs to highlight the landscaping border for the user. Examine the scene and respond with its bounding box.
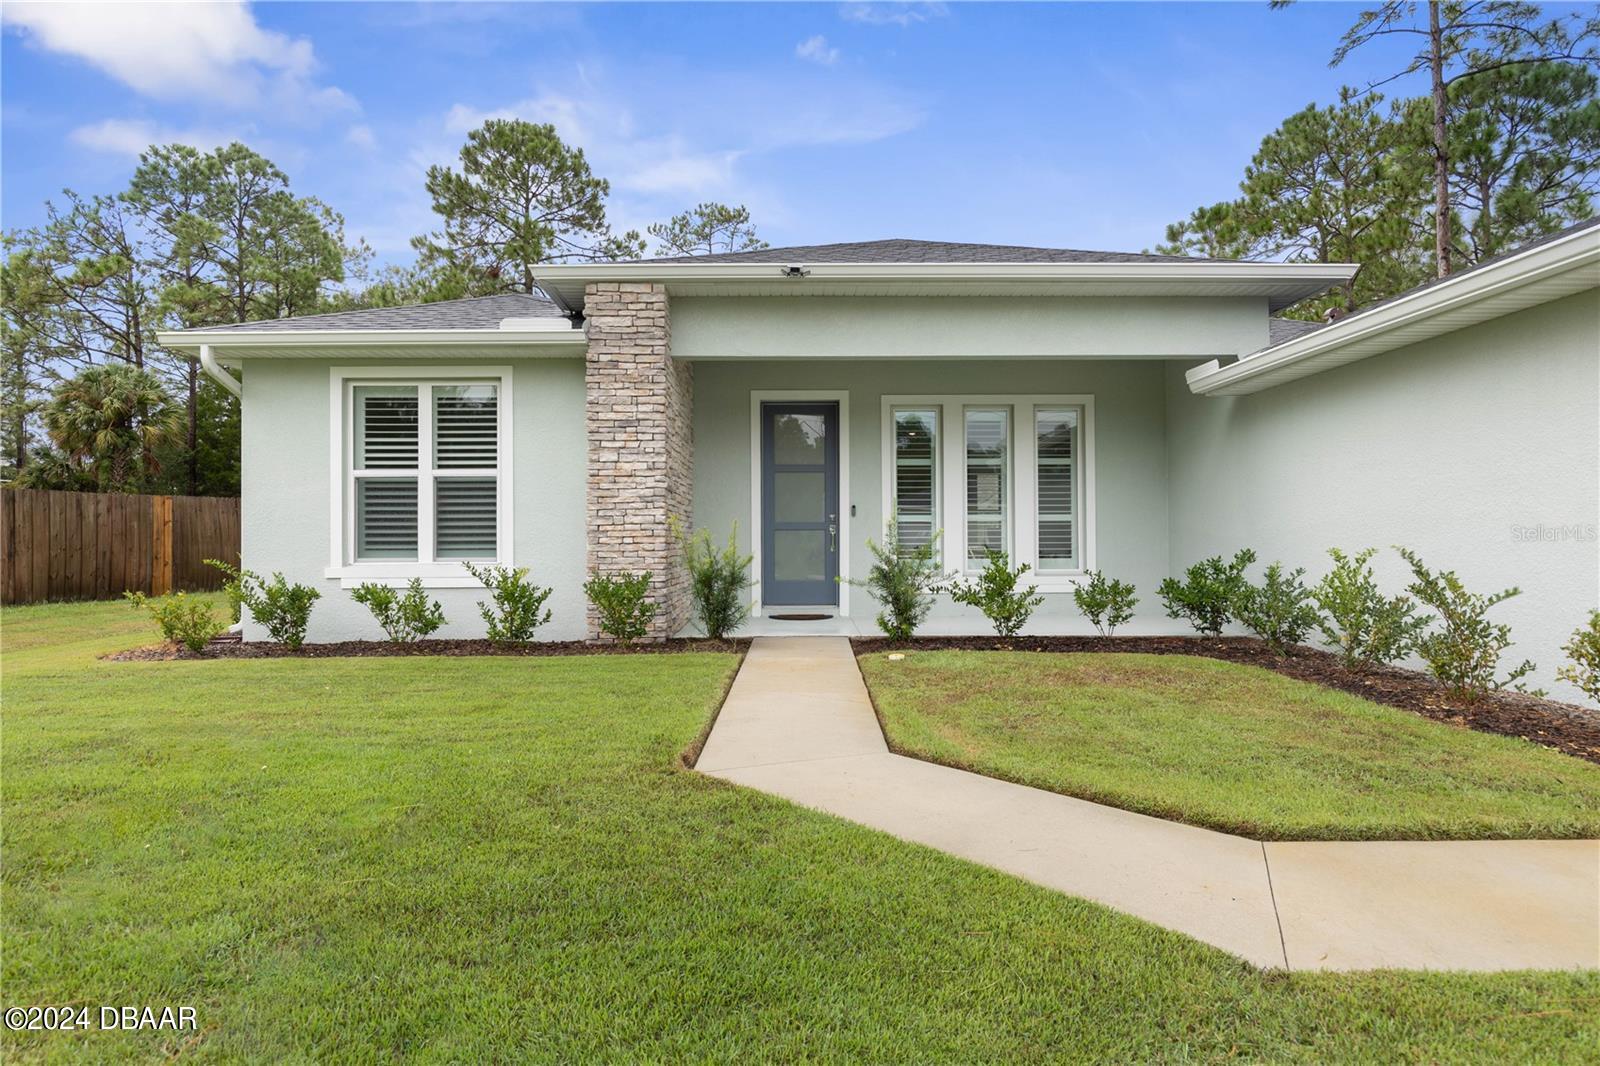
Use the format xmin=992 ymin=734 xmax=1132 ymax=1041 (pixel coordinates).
xmin=850 ymin=635 xmax=1600 ymax=765
xmin=106 ymin=636 xmax=751 ymax=662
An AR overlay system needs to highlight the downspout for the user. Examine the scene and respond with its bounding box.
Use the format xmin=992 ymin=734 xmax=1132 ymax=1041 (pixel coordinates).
xmin=198 ymin=343 xmax=246 ymax=635
xmin=199 ymin=344 xmax=243 ymax=398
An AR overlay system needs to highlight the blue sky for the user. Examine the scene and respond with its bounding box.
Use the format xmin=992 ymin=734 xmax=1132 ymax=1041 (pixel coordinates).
xmin=0 ymin=1 xmax=1538 ymax=267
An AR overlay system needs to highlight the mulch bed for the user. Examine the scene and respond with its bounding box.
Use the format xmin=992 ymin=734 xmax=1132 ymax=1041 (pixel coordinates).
xmin=106 ymin=637 xmax=750 ymax=663
xmin=851 ymin=635 xmax=1600 ymax=765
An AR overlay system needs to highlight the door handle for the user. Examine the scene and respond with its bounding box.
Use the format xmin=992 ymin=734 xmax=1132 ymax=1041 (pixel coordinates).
xmin=828 ymin=514 xmax=837 ymax=552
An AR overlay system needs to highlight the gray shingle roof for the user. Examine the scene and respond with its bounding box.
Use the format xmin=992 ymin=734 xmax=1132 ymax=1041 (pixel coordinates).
xmin=199 ymin=292 xmax=567 ymax=332
xmin=1267 ymin=317 xmax=1326 ymax=345
xmin=636 ymin=238 xmax=1219 ymax=265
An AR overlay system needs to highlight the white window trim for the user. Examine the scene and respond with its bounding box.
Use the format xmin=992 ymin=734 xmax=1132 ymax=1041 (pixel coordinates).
xmin=748 ymin=390 xmax=851 ymax=618
xmin=327 ymin=365 xmax=514 ymax=588
xmin=879 ymin=394 xmax=1095 ymax=591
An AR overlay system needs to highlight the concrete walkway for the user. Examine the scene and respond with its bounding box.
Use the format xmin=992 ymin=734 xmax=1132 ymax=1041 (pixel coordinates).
xmin=696 ymin=637 xmax=1600 ymax=972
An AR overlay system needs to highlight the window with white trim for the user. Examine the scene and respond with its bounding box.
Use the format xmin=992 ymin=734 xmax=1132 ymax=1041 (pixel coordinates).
xmin=880 ymin=395 xmax=1093 ymax=585
xmin=1034 ymin=407 xmax=1080 ymax=571
xmin=335 ymin=370 xmax=510 ymax=581
xmin=891 ymin=407 xmax=939 ymax=555
xmin=964 ymin=407 xmax=1010 ymax=567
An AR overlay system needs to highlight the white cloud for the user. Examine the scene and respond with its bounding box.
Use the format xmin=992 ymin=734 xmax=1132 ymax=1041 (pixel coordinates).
xmin=839 ymin=2 xmax=948 ymax=28
xmin=2 ymin=1 xmax=355 ymax=117
xmin=68 ymin=117 xmax=240 ymax=156
xmin=345 ymin=124 xmax=377 ymax=151
xmin=795 ymin=35 xmax=840 ymax=66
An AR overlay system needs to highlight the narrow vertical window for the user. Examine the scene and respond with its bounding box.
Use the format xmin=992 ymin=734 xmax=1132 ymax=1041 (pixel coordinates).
xmin=964 ymin=407 xmax=1010 ymax=567
xmin=433 ymin=384 xmax=499 ymax=559
xmin=892 ymin=408 xmax=939 ymax=554
xmin=1035 ymin=407 xmax=1080 ymax=571
xmin=353 ymin=385 xmax=419 ymax=560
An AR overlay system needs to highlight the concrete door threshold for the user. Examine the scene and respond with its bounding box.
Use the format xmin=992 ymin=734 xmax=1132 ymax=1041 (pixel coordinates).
xmin=695 ymin=637 xmax=1600 ymax=972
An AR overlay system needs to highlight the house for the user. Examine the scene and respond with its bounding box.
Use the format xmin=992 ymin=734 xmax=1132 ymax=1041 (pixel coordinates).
xmin=158 ymin=221 xmax=1600 ymax=698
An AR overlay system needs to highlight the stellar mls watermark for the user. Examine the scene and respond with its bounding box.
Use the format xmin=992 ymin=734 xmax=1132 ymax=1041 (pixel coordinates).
xmin=1510 ymin=523 xmax=1597 ymax=543
xmin=4 ymin=1005 xmax=197 ymax=1032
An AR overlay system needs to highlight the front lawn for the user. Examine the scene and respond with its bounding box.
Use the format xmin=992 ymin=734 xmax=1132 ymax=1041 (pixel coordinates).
xmin=860 ymin=650 xmax=1600 ymax=841
xmin=4 ymin=603 xmax=1598 ymax=1061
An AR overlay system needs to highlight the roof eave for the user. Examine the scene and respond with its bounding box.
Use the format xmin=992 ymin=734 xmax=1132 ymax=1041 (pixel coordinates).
xmin=1187 ymin=226 xmax=1600 ymax=397
xmin=156 ymin=327 xmax=587 ymax=355
xmin=533 ymin=261 xmax=1358 ymax=313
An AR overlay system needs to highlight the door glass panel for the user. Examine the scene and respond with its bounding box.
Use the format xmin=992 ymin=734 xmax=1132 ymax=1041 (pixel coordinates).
xmin=774 ymin=471 xmax=826 ymax=523
xmin=773 ymin=530 xmax=827 ymax=582
xmin=772 ymin=413 xmax=827 ymax=464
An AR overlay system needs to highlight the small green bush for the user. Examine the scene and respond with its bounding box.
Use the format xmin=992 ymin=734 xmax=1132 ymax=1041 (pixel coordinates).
xmin=584 ymin=571 xmax=658 ymax=644
xmin=852 ymin=514 xmax=944 ymax=640
xmin=125 ymin=590 xmax=224 ymax=652
xmin=1311 ymin=547 xmax=1429 ymax=667
xmin=351 ymin=578 xmax=446 ymax=643
xmin=1557 ymin=611 xmax=1600 ymax=705
xmin=206 ymin=560 xmax=320 ymax=650
xmin=1158 ymin=549 xmax=1255 ymax=637
xmin=1397 ymin=547 xmax=1535 ymax=702
xmin=673 ymin=519 xmax=753 ymax=640
xmin=942 ymin=549 xmax=1043 ymax=638
xmin=464 ymin=563 xmax=552 ymax=643
xmin=1232 ymin=561 xmax=1320 ymax=656
xmin=1073 ymin=571 xmax=1138 ymax=636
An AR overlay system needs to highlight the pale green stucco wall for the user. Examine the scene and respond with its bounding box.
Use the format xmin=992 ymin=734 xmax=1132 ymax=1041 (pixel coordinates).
xmin=1165 ymin=290 xmax=1600 ymax=701
xmin=239 ymin=356 xmax=589 ymax=642
xmin=672 ymin=295 xmax=1269 ymax=360
xmin=690 ymin=358 xmax=1174 ymax=628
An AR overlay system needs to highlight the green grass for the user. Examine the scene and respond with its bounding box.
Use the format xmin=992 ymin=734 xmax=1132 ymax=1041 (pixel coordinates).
xmin=860 ymin=650 xmax=1600 ymax=841
xmin=2 ymin=604 xmax=1597 ymax=1062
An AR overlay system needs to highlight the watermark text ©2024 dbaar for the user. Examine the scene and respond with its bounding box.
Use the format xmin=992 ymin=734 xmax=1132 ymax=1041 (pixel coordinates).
xmin=5 ymin=1004 xmax=197 ymax=1032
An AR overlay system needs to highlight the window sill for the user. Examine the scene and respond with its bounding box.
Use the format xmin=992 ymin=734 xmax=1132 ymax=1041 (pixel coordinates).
xmin=324 ymin=563 xmax=493 ymax=590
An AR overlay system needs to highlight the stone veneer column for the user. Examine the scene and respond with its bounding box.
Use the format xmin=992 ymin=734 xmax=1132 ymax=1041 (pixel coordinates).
xmin=584 ymin=282 xmax=693 ymax=640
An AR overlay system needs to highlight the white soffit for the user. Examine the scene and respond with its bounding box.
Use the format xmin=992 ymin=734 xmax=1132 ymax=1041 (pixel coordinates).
xmin=1186 ymin=225 xmax=1600 ymax=396
xmin=154 ymin=327 xmax=586 ymax=360
xmin=532 ymin=262 xmax=1357 ymax=313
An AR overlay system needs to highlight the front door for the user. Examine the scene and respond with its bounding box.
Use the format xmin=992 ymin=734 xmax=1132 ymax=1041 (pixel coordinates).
xmin=761 ymin=402 xmax=840 ymax=606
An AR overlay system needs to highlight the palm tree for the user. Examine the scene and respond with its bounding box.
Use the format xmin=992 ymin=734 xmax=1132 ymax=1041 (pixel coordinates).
xmin=42 ymin=363 xmax=182 ymax=491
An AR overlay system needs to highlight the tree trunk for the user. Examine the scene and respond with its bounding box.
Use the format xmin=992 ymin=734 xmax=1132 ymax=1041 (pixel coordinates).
xmin=1430 ymin=0 xmax=1452 ymax=277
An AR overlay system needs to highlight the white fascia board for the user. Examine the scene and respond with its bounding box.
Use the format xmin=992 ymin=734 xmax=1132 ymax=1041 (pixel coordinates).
xmin=535 ymin=260 xmax=1359 ymax=285
xmin=155 ymin=327 xmax=585 ymax=353
xmin=1187 ymin=226 xmax=1600 ymax=396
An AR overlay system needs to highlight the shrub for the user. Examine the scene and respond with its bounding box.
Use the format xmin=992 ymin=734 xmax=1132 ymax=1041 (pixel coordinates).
xmin=672 ymin=519 xmax=753 ymax=641
xmin=1311 ymin=547 xmax=1429 ymax=667
xmin=584 ymin=571 xmax=658 ymax=644
xmin=125 ymin=590 xmax=224 ymax=652
xmin=1073 ymin=571 xmax=1138 ymax=636
xmin=852 ymin=515 xmax=944 ymax=640
xmin=1232 ymin=562 xmax=1320 ymax=656
xmin=351 ymin=579 xmax=445 ymax=642
xmin=1158 ymin=549 xmax=1256 ymax=636
xmin=1397 ymin=547 xmax=1535 ymax=702
xmin=463 ymin=563 xmax=552 ymax=643
xmin=206 ymin=560 xmax=320 ymax=650
xmin=942 ymin=549 xmax=1043 ymax=638
xmin=1557 ymin=611 xmax=1600 ymax=704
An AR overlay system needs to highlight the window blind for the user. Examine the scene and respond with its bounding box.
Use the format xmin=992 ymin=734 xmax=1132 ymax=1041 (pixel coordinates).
xmin=965 ymin=407 xmax=1009 ymax=567
xmin=892 ymin=408 xmax=938 ymax=552
xmin=1035 ymin=408 xmax=1078 ymax=571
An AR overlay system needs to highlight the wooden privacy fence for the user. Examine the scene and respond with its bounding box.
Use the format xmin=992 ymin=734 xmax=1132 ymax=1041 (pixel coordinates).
xmin=1 ymin=489 xmax=241 ymax=605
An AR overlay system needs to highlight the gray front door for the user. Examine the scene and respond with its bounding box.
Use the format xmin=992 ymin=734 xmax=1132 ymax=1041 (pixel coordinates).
xmin=761 ymin=402 xmax=840 ymax=606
